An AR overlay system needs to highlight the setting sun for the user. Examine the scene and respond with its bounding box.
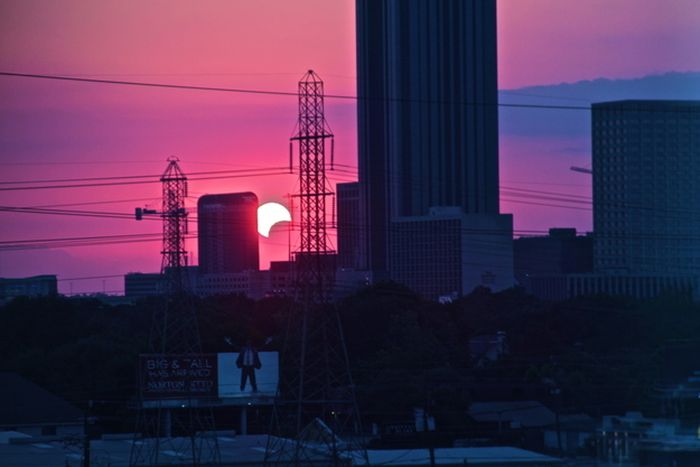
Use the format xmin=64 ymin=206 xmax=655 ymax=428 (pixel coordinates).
xmin=257 ymin=202 xmax=292 ymax=237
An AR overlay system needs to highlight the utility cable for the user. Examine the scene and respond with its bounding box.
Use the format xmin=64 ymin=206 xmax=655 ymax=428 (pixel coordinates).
xmin=5 ymin=71 xmax=699 ymax=114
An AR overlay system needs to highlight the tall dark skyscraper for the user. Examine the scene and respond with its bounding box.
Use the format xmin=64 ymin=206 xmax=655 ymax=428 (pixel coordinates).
xmin=197 ymin=192 xmax=259 ymax=274
xmin=357 ymin=0 xmax=501 ymax=276
xmin=356 ymin=0 xmax=511 ymax=297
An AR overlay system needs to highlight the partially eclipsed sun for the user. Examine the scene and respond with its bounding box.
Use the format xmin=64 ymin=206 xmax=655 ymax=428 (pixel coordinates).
xmin=257 ymin=202 xmax=292 ymax=237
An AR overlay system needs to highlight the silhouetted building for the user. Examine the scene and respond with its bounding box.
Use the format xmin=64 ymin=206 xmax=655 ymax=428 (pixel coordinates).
xmin=0 ymin=275 xmax=57 ymax=304
xmin=268 ymin=260 xmax=293 ymax=296
xmin=390 ymin=207 xmax=513 ymax=299
xmin=514 ymin=228 xmax=593 ymax=286
xmin=197 ymin=261 xmax=293 ymax=300
xmin=592 ymin=100 xmax=700 ymax=276
xmin=197 ymin=271 xmax=261 ymax=298
xmin=356 ymin=0 xmax=512 ymax=293
xmin=124 ymin=267 xmax=198 ymax=299
xmin=124 ymin=272 xmax=162 ymax=298
xmin=197 ymin=192 xmax=259 ymax=274
xmin=336 ymin=182 xmax=362 ymax=269
xmin=528 ymin=274 xmax=699 ymax=302
xmin=0 ymin=372 xmax=83 ymax=437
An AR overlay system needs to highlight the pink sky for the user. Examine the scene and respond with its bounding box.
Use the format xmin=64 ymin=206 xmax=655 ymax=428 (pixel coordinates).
xmin=1 ymin=0 xmax=699 ymax=294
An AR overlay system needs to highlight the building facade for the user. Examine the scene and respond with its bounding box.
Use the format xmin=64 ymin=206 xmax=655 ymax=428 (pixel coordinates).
xmin=356 ymin=0 xmax=510 ymax=293
xmin=124 ymin=273 xmax=162 ymax=299
xmin=336 ymin=182 xmax=362 ymax=270
xmin=390 ymin=208 xmax=513 ymax=299
xmin=528 ymin=274 xmax=700 ymax=302
xmin=0 ymin=275 xmax=57 ymax=304
xmin=514 ymin=228 xmax=593 ymax=286
xmin=197 ymin=192 xmax=259 ymax=274
xmin=124 ymin=267 xmax=198 ymax=300
xmin=592 ymin=100 xmax=700 ymax=276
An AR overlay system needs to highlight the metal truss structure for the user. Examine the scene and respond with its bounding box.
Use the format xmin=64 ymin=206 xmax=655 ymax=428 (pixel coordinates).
xmin=265 ymin=71 xmax=369 ymax=466
xmin=130 ymin=158 xmax=220 ymax=466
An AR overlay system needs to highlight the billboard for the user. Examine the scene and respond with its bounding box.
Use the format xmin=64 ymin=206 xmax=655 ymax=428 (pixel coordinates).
xmin=139 ymin=352 xmax=278 ymax=405
xmin=217 ymin=352 xmax=279 ymax=399
xmin=140 ymin=354 xmax=218 ymax=400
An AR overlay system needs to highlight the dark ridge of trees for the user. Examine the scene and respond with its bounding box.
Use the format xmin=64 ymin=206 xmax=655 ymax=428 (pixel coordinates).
xmin=2 ymin=285 xmax=699 ymax=434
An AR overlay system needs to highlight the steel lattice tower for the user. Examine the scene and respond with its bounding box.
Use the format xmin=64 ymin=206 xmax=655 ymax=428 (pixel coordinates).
xmin=130 ymin=158 xmax=220 ymax=466
xmin=265 ymin=71 xmax=369 ymax=466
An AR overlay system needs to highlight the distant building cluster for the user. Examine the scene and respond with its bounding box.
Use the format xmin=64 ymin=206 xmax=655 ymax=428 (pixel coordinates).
xmin=0 ymin=275 xmax=57 ymax=305
xmin=593 ymin=100 xmax=700 ymax=277
xmin=520 ymin=100 xmax=700 ymax=301
xmin=125 ymin=261 xmax=292 ymax=301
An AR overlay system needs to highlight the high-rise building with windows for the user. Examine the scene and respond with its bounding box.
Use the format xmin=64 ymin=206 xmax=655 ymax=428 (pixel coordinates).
xmin=355 ymin=0 xmax=512 ymax=296
xmin=391 ymin=208 xmax=513 ymax=299
xmin=592 ymin=100 xmax=700 ymax=276
xmin=197 ymin=192 xmax=259 ymax=274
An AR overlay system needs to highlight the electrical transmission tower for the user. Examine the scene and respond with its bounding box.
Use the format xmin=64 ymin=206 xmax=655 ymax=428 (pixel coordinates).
xmin=130 ymin=157 xmax=220 ymax=466
xmin=265 ymin=71 xmax=368 ymax=466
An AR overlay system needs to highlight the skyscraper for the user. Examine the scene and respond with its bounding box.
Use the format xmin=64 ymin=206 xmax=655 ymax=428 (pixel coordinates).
xmin=197 ymin=192 xmax=259 ymax=274
xmin=356 ymin=0 xmax=512 ymax=295
xmin=592 ymin=100 xmax=700 ymax=276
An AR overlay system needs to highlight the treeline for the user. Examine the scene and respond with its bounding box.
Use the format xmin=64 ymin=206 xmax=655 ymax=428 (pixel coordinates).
xmin=1 ymin=285 xmax=699 ymax=434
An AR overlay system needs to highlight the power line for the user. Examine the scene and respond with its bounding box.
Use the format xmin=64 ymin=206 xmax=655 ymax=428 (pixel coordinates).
xmin=0 ymin=169 xmax=291 ymax=191
xmin=0 ymin=166 xmax=289 ymax=187
xmin=57 ymin=274 xmax=126 ymax=282
xmin=0 ymin=71 xmax=639 ymax=113
xmin=0 ymin=232 xmax=161 ymax=246
xmin=0 ymin=165 xmax=289 ymax=186
xmin=4 ymin=71 xmax=700 ymax=115
xmin=0 ymin=206 xmax=142 ymax=221
xmin=30 ymin=197 xmax=161 ymax=209
xmin=2 ymin=180 xmax=696 ymax=232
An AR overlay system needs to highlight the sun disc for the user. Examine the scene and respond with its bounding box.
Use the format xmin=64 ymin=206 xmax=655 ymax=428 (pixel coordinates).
xmin=257 ymin=202 xmax=292 ymax=237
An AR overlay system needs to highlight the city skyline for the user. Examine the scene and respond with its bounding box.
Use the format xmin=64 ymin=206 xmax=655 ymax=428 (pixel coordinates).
xmin=1 ymin=0 xmax=700 ymax=294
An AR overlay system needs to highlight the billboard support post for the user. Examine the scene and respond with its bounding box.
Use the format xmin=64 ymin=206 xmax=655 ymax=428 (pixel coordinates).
xmin=240 ymin=407 xmax=248 ymax=436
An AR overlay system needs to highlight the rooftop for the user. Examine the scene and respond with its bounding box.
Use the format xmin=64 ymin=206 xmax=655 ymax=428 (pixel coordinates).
xmin=0 ymin=433 xmax=562 ymax=466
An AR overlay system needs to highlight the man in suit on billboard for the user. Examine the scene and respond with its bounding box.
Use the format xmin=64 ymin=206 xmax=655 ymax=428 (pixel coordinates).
xmin=236 ymin=340 xmax=262 ymax=392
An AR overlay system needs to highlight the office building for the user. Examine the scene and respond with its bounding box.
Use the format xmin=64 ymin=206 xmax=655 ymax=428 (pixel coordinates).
xmin=124 ymin=273 xmax=163 ymax=299
xmin=592 ymin=100 xmax=700 ymax=276
xmin=528 ymin=274 xmax=699 ymax=302
xmin=523 ymin=101 xmax=700 ymax=302
xmin=514 ymin=228 xmax=593 ymax=286
xmin=197 ymin=271 xmax=259 ymax=298
xmin=356 ymin=0 xmax=511 ymax=294
xmin=390 ymin=207 xmax=513 ymax=299
xmin=197 ymin=192 xmax=259 ymax=274
xmin=124 ymin=267 xmax=198 ymax=300
xmin=0 ymin=372 xmax=83 ymax=437
xmin=0 ymin=275 xmax=57 ymax=304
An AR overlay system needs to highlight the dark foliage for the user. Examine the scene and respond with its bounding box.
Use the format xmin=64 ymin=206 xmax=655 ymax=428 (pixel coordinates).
xmin=2 ymin=287 xmax=699 ymax=436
